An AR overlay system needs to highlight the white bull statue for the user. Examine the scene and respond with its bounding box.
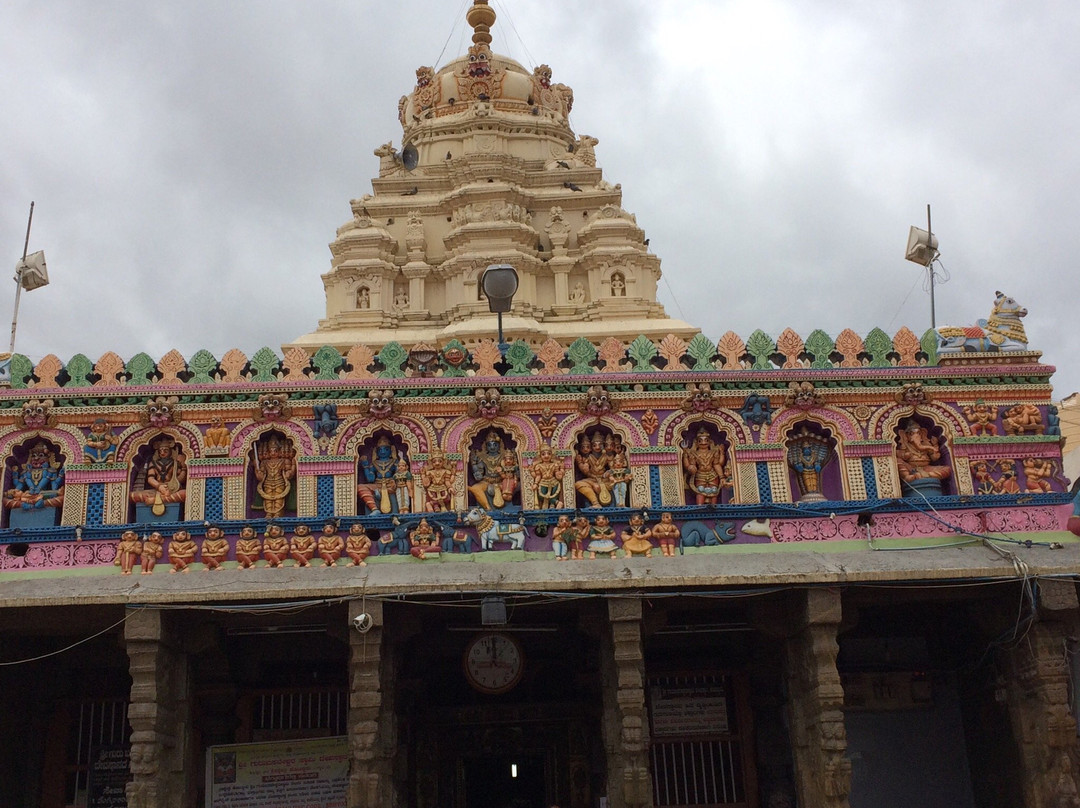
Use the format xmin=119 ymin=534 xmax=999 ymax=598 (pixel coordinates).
xmin=936 ymin=291 xmax=1028 ymax=354
xmin=463 ymin=506 xmax=527 ymax=550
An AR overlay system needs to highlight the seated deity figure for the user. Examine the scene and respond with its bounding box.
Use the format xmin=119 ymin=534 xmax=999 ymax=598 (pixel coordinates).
xmin=681 ymin=428 xmax=728 ymax=505
xmin=896 ymin=419 xmax=951 ymax=495
xmin=253 ymin=434 xmax=296 ymax=520
xmin=420 ymin=449 xmax=456 ymax=512
xmin=83 ymin=418 xmax=118 ymax=463
xmin=468 ymin=431 xmax=518 ymax=510
xmin=130 ymin=435 xmax=187 ymax=517
xmin=357 ymin=435 xmax=407 ymax=514
xmin=574 ymin=431 xmax=613 ymax=507
xmin=4 ymin=441 xmax=65 ymax=519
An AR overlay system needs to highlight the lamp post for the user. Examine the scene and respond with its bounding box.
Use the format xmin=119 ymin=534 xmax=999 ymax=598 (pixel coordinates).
xmin=481 ymin=264 xmax=519 ymax=350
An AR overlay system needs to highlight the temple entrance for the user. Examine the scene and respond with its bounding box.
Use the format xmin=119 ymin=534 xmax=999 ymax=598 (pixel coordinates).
xmin=463 ymin=753 xmax=547 ymax=808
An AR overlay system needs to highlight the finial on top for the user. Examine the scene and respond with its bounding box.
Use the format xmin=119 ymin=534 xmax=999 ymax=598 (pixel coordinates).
xmin=467 ymin=0 xmax=496 ymax=46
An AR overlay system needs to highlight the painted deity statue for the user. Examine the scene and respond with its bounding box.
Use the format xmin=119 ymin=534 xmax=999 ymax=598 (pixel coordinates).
xmin=652 ymin=512 xmax=681 ymax=557
xmin=621 ymin=513 xmax=654 ymax=558
xmin=786 ymin=427 xmax=832 ymax=502
xmin=130 ymin=435 xmax=187 ymax=516
xmin=290 ymin=524 xmax=316 ymax=567
xmin=896 ymin=420 xmax=951 ymax=488
xmin=236 ymin=526 xmax=262 ymax=569
xmin=550 ymin=514 xmax=573 ymax=560
xmin=168 ymin=530 xmax=197 ymax=573
xmin=205 ymin=417 xmax=231 ymax=451
xmin=201 ymin=525 xmax=229 ymax=571
xmin=83 ymin=418 xmax=118 ymax=463
xmin=254 ymin=435 xmax=296 ymax=520
xmin=4 ymin=441 xmax=65 ymax=515
xmin=608 ymin=450 xmax=631 ymax=508
xmin=318 ymin=521 xmax=343 ymax=567
xmin=346 ymin=524 xmax=372 ymax=566
xmin=358 ymin=436 xmax=406 ymax=514
xmin=420 ymin=449 xmax=456 ymax=512
xmin=114 ymin=530 xmax=142 ymax=575
xmin=469 ymin=431 xmax=518 ymax=510
xmin=681 ymin=428 xmax=728 ymax=505
xmin=574 ymin=432 xmax=613 ymax=507
xmin=263 ymin=524 xmax=289 ymax=568
xmin=587 ymin=514 xmax=618 ymax=559
xmin=394 ymin=458 xmax=414 ymax=513
xmin=409 ymin=518 xmax=439 ymax=560
xmin=531 ymin=443 xmax=563 ymax=510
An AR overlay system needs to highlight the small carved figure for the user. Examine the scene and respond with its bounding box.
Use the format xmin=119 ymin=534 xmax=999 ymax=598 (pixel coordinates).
xmin=1023 ymin=458 xmax=1055 ymax=493
xmin=394 ymin=458 xmax=414 ymax=513
xmin=531 ymin=443 xmax=563 ymax=509
xmin=784 ymin=381 xmax=821 ymax=410
xmin=262 ymin=524 xmax=288 ymax=568
xmin=346 ymin=524 xmax=372 ymax=566
xmin=313 ymin=404 xmax=340 ymax=440
xmin=740 ymin=393 xmax=774 ymax=429
xmin=362 ymin=389 xmax=399 ymax=420
xmin=4 ymin=441 xmax=65 ymax=515
xmin=357 ymin=287 xmax=371 ymax=309
xmin=569 ymin=282 xmax=586 ymax=304
xmin=168 ymin=530 xmax=197 ymax=573
xmin=469 ymin=431 xmax=517 ymax=510
xmin=201 ymin=525 xmax=229 ymax=570
xmin=610 ymin=272 xmax=626 ymax=296
xmin=18 ymin=399 xmax=55 ymax=429
xmin=550 ymin=514 xmax=574 ymax=560
xmin=409 ymin=518 xmax=439 ymax=560
xmin=538 ymin=407 xmax=558 ymax=440
xmin=652 ymin=512 xmax=681 ymax=557
xmin=574 ymin=432 xmax=613 ymax=507
xmin=963 ymin=402 xmax=999 ymax=436
xmin=896 ymin=420 xmax=951 ymax=487
xmin=254 ymin=393 xmax=291 ymax=423
xmin=1003 ymin=403 xmax=1044 ymax=435
xmin=569 ymin=515 xmax=590 ymax=560
xmin=394 ymin=289 xmax=409 ymax=309
xmin=84 ymin=418 xmax=118 ymax=463
xmin=497 ymin=449 xmax=520 ymax=504
xmin=420 ymin=449 xmax=456 ymax=512
xmin=143 ymin=396 xmax=181 ymax=428
xmin=580 ymin=385 xmax=617 ymax=419
xmin=205 ymin=417 xmax=231 ymax=450
xmin=141 ymin=532 xmax=164 ymax=574
xmin=289 ymin=524 xmax=316 ymax=567
xmin=608 ymin=451 xmax=631 ymax=508
xmin=253 ymin=435 xmax=296 ymax=520
xmin=682 ymin=383 xmax=717 ymax=413
xmin=621 ymin=513 xmax=654 ymax=558
xmin=317 ymin=521 xmax=343 ymax=567
xmin=682 ymin=428 xmax=728 ymax=505
xmin=588 ymin=514 xmax=618 ymax=559
xmin=236 ymin=526 xmax=262 ymax=569
xmin=467 ymin=388 xmax=507 ymax=420
xmin=896 ymin=383 xmax=928 ymax=407
xmin=114 ymin=530 xmax=142 ymax=575
xmin=641 ymin=409 xmax=659 ymax=436
xmin=130 ymin=435 xmax=187 ymax=516
xmin=994 ymin=460 xmax=1022 ymax=494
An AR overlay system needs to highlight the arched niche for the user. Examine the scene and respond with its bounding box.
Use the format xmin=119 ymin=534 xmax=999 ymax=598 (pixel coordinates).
xmin=246 ymin=428 xmax=298 ymax=520
xmin=464 ymin=426 xmax=521 ymax=511
xmin=128 ymin=431 xmax=191 ymax=523
xmin=783 ymin=420 xmax=842 ymax=503
xmin=356 ymin=429 xmax=413 ymax=515
xmin=570 ymin=426 xmax=631 ymax=509
xmin=678 ymin=421 xmax=733 ymax=506
xmin=893 ymin=414 xmax=954 ymax=498
xmin=3 ymin=436 xmax=66 ymax=528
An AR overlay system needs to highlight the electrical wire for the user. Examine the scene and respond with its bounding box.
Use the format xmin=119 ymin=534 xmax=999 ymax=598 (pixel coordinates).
xmin=0 ymin=608 xmax=140 ymax=667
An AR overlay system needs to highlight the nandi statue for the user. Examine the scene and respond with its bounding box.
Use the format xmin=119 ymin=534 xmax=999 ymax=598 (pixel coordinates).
xmin=463 ymin=506 xmax=527 ymax=550
xmin=936 ymin=291 xmax=1028 ymax=354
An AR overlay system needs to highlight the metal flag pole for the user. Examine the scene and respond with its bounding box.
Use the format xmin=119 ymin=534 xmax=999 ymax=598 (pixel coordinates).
xmin=926 ymin=204 xmax=936 ymax=330
xmin=9 ymin=201 xmax=35 ymax=354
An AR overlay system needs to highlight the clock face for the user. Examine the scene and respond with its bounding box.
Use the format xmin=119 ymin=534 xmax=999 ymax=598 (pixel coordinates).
xmin=463 ymin=633 xmax=524 ymax=694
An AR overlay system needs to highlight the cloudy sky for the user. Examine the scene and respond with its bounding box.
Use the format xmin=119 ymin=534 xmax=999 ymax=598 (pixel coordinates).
xmin=2 ymin=1 xmax=1078 ymax=396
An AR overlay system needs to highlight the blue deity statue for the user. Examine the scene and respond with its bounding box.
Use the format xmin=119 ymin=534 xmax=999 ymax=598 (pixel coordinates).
xmin=4 ymin=441 xmax=65 ymax=517
xmin=468 ymin=430 xmax=518 ymax=510
xmin=357 ymin=436 xmax=406 ymax=513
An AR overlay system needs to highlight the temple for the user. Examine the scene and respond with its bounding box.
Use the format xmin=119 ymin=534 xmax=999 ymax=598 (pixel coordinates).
xmin=1 ymin=3 xmax=1078 ymax=808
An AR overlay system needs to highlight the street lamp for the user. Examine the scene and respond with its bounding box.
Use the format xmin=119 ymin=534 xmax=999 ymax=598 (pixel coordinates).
xmin=481 ymin=264 xmax=518 ymax=348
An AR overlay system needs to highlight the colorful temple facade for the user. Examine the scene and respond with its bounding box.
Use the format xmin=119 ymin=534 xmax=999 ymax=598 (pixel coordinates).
xmin=2 ymin=4 xmax=1079 ymax=808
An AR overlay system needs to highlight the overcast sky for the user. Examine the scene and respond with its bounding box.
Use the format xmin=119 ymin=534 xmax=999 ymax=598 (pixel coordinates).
xmin=2 ymin=0 xmax=1078 ymax=397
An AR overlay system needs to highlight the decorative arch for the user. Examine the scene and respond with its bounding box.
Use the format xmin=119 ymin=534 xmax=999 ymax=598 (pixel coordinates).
xmin=338 ymin=416 xmax=433 ymax=459
xmin=660 ymin=409 xmax=749 ymax=447
xmin=765 ymin=406 xmax=861 ymax=444
xmin=552 ymin=412 xmax=649 ymax=451
xmin=446 ymin=413 xmax=540 ymax=454
xmin=871 ymin=403 xmax=967 ymax=441
xmin=116 ymin=424 xmax=201 ymax=463
xmin=232 ymin=419 xmax=314 ymax=457
xmin=0 ymin=425 xmax=82 ymax=461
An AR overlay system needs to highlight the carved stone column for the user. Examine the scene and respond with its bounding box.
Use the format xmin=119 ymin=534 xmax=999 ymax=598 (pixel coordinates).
xmin=348 ymin=599 xmax=396 ymax=808
xmin=125 ymin=608 xmax=192 ymax=808
xmin=603 ymin=598 xmax=653 ymax=808
xmin=784 ymin=589 xmax=850 ymax=808
xmin=1001 ymin=579 xmax=1080 ymax=807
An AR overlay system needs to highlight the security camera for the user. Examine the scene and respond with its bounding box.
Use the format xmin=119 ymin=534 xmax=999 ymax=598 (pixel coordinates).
xmin=352 ymin=613 xmax=373 ymax=633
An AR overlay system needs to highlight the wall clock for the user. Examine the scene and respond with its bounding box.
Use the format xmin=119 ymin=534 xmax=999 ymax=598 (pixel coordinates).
xmin=463 ymin=632 xmax=524 ymax=694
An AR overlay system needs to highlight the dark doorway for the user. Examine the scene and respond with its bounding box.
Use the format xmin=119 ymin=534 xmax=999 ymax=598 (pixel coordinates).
xmin=464 ymin=754 xmax=546 ymax=808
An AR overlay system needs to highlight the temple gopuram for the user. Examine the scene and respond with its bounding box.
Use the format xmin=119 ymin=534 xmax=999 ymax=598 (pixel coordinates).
xmin=2 ymin=4 xmax=1078 ymax=807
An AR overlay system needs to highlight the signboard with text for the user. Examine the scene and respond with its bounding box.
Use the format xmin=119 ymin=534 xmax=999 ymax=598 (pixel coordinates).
xmin=649 ymin=685 xmax=730 ymax=736
xmin=205 ymin=737 xmax=348 ymax=808
xmin=87 ymin=745 xmax=130 ymax=808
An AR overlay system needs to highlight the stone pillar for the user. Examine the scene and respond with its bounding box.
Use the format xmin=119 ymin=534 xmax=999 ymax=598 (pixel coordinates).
xmin=603 ymin=598 xmax=652 ymax=808
xmin=348 ymin=599 xmax=396 ymax=808
xmin=1002 ymin=579 xmax=1080 ymax=807
xmin=784 ymin=589 xmax=850 ymax=808
xmin=125 ymin=607 xmax=192 ymax=808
